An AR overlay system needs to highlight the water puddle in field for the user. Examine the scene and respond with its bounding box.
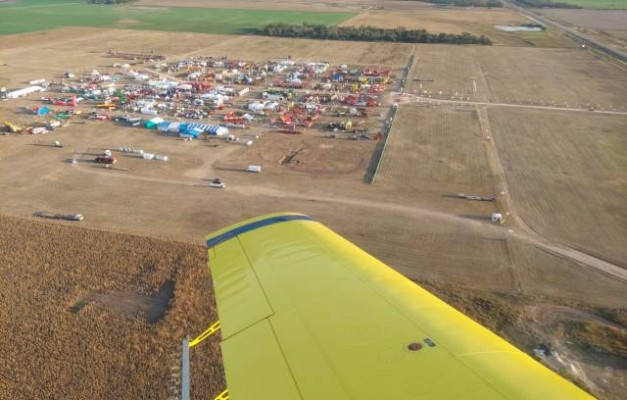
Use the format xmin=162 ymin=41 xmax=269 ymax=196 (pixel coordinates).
xmin=495 ymin=25 xmax=544 ymax=32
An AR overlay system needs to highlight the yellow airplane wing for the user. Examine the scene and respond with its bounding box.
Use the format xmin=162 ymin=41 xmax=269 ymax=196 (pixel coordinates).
xmin=205 ymin=212 xmax=594 ymax=399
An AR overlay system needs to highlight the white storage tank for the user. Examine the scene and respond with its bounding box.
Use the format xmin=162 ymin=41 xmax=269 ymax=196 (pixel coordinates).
xmin=142 ymin=153 xmax=155 ymax=160
xmin=155 ymin=154 xmax=168 ymax=162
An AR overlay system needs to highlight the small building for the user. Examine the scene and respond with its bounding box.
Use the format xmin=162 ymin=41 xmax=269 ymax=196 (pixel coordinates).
xmin=7 ymin=85 xmax=45 ymax=99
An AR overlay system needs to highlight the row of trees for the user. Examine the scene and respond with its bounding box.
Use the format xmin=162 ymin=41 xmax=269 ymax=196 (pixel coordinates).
xmin=256 ymin=24 xmax=493 ymax=45
xmin=514 ymin=0 xmax=582 ymax=8
xmin=416 ymin=0 xmax=503 ymax=7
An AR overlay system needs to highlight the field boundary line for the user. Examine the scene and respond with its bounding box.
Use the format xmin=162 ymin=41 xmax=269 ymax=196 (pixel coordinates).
xmin=368 ymin=52 xmax=415 ymax=184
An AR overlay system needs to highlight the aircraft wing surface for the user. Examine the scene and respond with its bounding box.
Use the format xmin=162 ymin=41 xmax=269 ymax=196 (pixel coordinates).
xmin=205 ymin=212 xmax=593 ymax=399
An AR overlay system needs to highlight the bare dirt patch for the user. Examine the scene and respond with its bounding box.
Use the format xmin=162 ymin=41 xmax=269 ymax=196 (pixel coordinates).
xmin=216 ymin=133 xmax=376 ymax=175
xmin=80 ymin=280 xmax=175 ymax=323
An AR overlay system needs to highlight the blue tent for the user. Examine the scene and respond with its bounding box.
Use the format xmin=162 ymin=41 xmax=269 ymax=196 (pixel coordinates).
xmin=35 ymin=106 xmax=50 ymax=116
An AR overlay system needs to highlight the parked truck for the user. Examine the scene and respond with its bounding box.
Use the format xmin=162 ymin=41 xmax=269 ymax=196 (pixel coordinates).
xmin=95 ymin=155 xmax=116 ymax=165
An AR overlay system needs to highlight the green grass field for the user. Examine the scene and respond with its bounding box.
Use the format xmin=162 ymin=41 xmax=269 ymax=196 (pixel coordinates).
xmin=557 ymin=0 xmax=627 ymax=9
xmin=0 ymin=1 xmax=354 ymax=36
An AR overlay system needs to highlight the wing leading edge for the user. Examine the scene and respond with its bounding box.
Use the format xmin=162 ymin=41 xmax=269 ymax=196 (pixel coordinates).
xmin=205 ymin=212 xmax=594 ymax=400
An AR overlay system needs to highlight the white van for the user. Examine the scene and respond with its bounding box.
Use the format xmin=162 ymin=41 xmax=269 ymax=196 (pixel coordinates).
xmin=246 ymin=165 xmax=261 ymax=173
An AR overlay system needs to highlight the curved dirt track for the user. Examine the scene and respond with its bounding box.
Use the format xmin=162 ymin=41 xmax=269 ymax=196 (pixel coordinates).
xmin=74 ymin=158 xmax=627 ymax=284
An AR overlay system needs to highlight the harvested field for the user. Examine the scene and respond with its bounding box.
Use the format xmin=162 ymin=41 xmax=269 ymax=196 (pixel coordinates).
xmin=407 ymin=45 xmax=627 ymax=109
xmin=340 ymin=8 xmax=575 ymax=47
xmin=411 ymin=45 xmax=490 ymax=101
xmin=376 ymin=106 xmax=498 ymax=215
xmin=0 ymin=214 xmax=224 ymax=399
xmin=200 ymin=36 xmax=414 ymax=67
xmin=479 ymin=47 xmax=627 ymax=108
xmin=488 ymin=108 xmax=627 ymax=266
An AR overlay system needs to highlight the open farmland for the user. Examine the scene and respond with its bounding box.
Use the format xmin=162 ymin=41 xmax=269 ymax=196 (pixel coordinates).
xmin=1 ymin=16 xmax=627 ymax=399
xmin=0 ymin=214 xmax=225 ymax=399
xmin=0 ymin=1 xmax=353 ymax=36
xmin=487 ymin=108 xmax=627 ymax=266
xmin=407 ymin=45 xmax=627 ymax=110
xmin=340 ymin=7 xmax=575 ymax=48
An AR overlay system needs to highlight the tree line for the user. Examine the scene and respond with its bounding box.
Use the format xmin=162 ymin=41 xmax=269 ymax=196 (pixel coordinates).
xmin=256 ymin=24 xmax=493 ymax=45
xmin=414 ymin=0 xmax=504 ymax=7
xmin=514 ymin=0 xmax=582 ymax=8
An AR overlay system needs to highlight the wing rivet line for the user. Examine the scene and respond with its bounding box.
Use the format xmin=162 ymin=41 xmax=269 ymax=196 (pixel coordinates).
xmin=407 ymin=342 xmax=423 ymax=351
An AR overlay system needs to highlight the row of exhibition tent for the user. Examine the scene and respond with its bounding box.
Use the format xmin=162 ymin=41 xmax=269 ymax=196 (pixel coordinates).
xmin=144 ymin=117 xmax=229 ymax=139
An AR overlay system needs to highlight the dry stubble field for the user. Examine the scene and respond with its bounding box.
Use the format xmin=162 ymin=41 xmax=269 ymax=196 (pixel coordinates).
xmin=488 ymin=108 xmax=627 ymax=266
xmin=408 ymin=44 xmax=627 ymax=110
xmin=376 ymin=106 xmax=497 ymax=211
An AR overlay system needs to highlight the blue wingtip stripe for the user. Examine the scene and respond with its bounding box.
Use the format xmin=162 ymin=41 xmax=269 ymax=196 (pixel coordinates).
xmin=206 ymin=214 xmax=312 ymax=248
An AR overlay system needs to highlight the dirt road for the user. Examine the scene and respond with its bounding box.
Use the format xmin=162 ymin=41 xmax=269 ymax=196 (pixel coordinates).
xmin=73 ymin=156 xmax=627 ymax=284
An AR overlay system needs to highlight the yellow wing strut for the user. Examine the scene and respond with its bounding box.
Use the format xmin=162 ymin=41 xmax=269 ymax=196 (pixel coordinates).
xmin=188 ymin=320 xmax=221 ymax=348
